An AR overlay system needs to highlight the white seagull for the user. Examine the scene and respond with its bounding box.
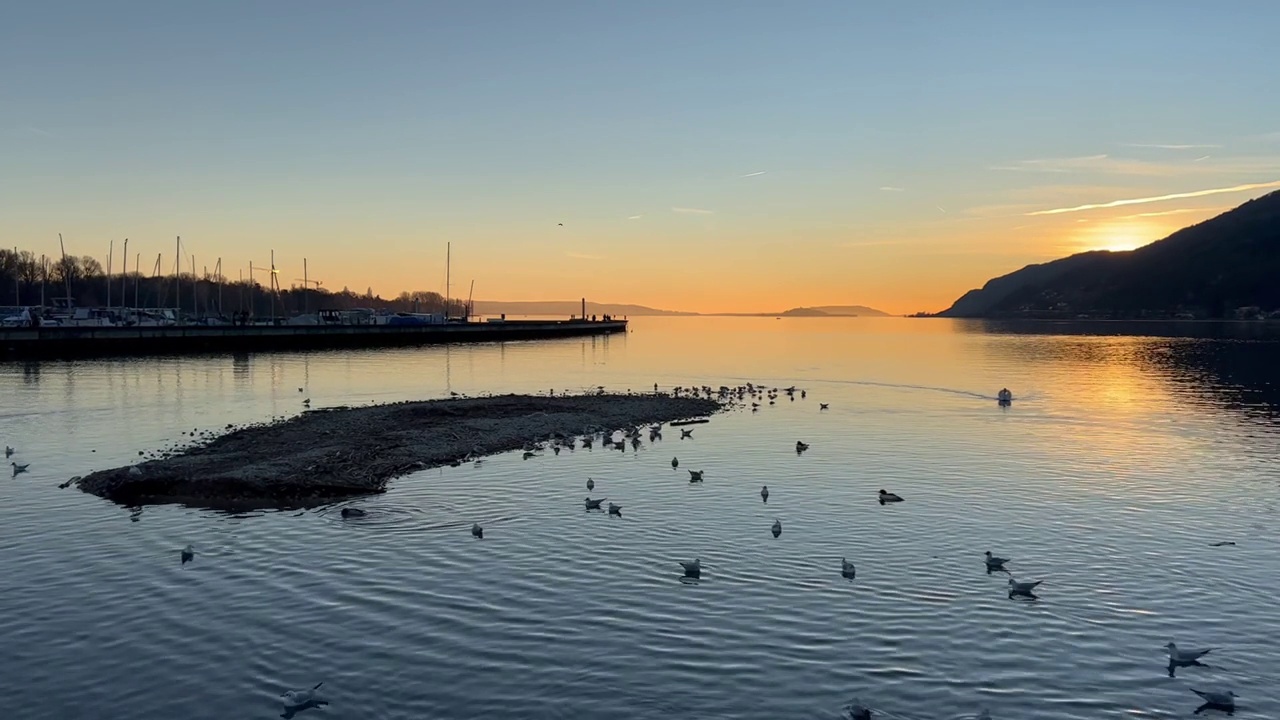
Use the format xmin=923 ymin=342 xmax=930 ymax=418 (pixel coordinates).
xmin=1167 ymin=642 xmax=1214 ymax=663
xmin=1191 ymin=688 xmax=1236 ymax=708
xmin=1007 ymin=578 xmax=1042 ymax=594
xmin=984 ymin=551 xmax=1009 ymax=569
xmin=281 ymin=682 xmax=324 ymax=709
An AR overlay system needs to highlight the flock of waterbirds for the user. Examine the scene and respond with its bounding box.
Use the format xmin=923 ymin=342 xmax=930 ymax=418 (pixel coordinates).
xmin=6 ymin=381 xmax=1243 ymax=717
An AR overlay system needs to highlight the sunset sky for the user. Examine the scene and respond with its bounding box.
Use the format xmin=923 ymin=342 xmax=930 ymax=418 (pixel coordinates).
xmin=3 ymin=1 xmax=1279 ymax=314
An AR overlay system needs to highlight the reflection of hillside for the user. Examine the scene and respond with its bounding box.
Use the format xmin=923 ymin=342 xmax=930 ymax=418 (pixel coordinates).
xmin=953 ymin=319 xmax=1280 ymax=419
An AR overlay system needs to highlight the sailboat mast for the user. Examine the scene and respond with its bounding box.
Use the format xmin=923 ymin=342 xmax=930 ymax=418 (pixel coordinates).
xmin=121 ymin=238 xmax=128 ymax=310
xmin=446 ymin=242 xmax=451 ymax=318
xmin=106 ymin=239 xmax=113 ymax=309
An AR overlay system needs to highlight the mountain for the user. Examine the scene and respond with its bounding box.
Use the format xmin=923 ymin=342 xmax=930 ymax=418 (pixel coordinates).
xmin=471 ymin=301 xmax=693 ymax=317
xmin=938 ymin=191 xmax=1280 ymax=319
xmin=472 ymin=300 xmax=890 ymax=317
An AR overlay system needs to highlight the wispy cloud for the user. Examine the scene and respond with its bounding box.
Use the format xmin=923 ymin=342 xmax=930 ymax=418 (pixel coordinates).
xmin=672 ymin=206 xmax=714 ymax=215
xmin=879 ymin=186 xmax=905 ymax=192
xmin=626 ymin=214 xmax=643 ymax=220
xmin=936 ymin=206 xmax=947 ymax=213
xmin=1121 ymin=142 xmax=1221 ymax=150
xmin=1193 ymin=155 xmax=1211 ymax=162
xmin=741 ymin=171 xmax=766 ymax=178
xmin=566 ymin=251 xmax=604 ymax=260
xmin=1117 ymin=206 xmax=1229 ymax=219
xmin=991 ymin=153 xmax=1280 ymax=177
xmin=1025 ymin=180 xmax=1280 ymax=216
xmin=23 ymin=126 xmax=54 ymax=137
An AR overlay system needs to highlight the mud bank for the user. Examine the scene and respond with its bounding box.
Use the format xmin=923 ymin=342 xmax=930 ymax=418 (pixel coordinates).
xmin=74 ymin=394 xmax=722 ymax=509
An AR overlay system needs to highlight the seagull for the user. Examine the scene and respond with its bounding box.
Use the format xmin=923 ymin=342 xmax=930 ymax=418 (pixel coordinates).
xmin=984 ymin=551 xmax=1009 ymax=569
xmin=679 ymin=558 xmax=701 ymax=578
xmin=471 ymin=523 xmax=484 ymax=539
xmin=680 ymin=428 xmax=693 ymax=439
xmin=558 ymin=223 xmax=563 ymax=226
xmin=11 ymin=462 xmax=29 ymax=476
xmin=688 ymin=470 xmax=704 ymax=482
xmin=844 ymin=700 xmax=872 ymax=720
xmin=586 ymin=478 xmax=595 ymax=491
xmin=795 ymin=441 xmax=809 ymax=453
xmin=1191 ymin=688 xmax=1236 ymax=709
xmin=302 ymin=398 xmax=310 ymax=406
xmin=771 ymin=518 xmax=782 ymax=538
xmin=671 ymin=457 xmax=679 ymax=468
xmin=820 ymin=403 xmax=829 ymax=410
xmin=1167 ymin=642 xmax=1214 ymax=663
xmin=281 ymin=682 xmax=324 ymax=709
xmin=608 ymin=502 xmax=622 ymax=516
xmin=340 ymin=507 xmax=366 ymax=519
xmin=4 ymin=446 xmax=12 ymax=458
xmin=841 ymin=558 xmax=856 ymax=579
xmin=180 ymin=544 xmax=194 ymax=565
xmin=1007 ymin=578 xmax=1042 ymax=595
xmin=760 ymin=485 xmax=769 ymax=502
xmin=585 ymin=497 xmax=606 ymax=510
xmin=878 ymin=489 xmax=903 ymax=504
xmin=298 ymin=387 xmax=303 ymax=392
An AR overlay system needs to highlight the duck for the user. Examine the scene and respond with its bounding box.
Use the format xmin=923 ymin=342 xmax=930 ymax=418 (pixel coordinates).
xmin=878 ymin=489 xmax=903 ymax=504
xmin=340 ymin=507 xmax=366 ymax=519
xmin=841 ymin=558 xmax=856 ymax=579
xmin=608 ymin=502 xmax=622 ymax=516
xmin=984 ymin=551 xmax=1009 ymax=569
xmin=771 ymin=519 xmax=782 ymax=538
xmin=679 ymin=558 xmax=701 ymax=578
xmin=688 ymin=470 xmax=704 ymax=482
xmin=180 ymin=544 xmax=194 ymax=565
xmin=671 ymin=457 xmax=679 ymax=468
xmin=586 ymin=477 xmax=595 ymax=491
xmin=471 ymin=523 xmax=484 ymax=539
xmin=584 ymin=497 xmax=606 ymax=510
xmin=1167 ymin=642 xmax=1214 ymax=663
xmin=760 ymin=485 xmax=769 ymax=502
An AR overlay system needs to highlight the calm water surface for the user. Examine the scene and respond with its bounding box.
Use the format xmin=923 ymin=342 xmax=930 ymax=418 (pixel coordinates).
xmin=2 ymin=317 xmax=1279 ymax=719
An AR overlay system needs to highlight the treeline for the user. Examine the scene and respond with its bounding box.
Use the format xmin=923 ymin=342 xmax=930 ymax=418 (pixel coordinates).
xmin=0 ymin=248 xmax=468 ymax=318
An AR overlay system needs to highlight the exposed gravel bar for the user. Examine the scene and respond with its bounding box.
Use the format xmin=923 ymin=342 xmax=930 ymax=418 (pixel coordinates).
xmin=75 ymin=393 xmax=723 ymax=509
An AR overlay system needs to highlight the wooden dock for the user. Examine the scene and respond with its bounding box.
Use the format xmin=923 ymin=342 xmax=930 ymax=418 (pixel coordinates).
xmin=0 ymin=319 xmax=627 ymax=360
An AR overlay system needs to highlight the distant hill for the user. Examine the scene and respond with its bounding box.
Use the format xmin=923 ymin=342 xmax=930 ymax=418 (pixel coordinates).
xmin=938 ymin=191 xmax=1280 ymax=319
xmin=471 ymin=301 xmax=693 ymax=317
xmin=473 ymin=300 xmax=890 ymax=318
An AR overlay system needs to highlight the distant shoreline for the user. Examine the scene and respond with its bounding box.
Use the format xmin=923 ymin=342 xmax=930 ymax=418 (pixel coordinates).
xmin=72 ymin=393 xmax=723 ymax=510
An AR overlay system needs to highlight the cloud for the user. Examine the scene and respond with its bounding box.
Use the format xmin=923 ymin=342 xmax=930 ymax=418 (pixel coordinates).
xmin=566 ymin=252 xmax=603 ymax=260
xmin=936 ymin=206 xmax=947 ymax=213
xmin=22 ymin=127 xmax=54 ymax=137
xmin=1193 ymin=155 xmax=1211 ymax=162
xmin=741 ymin=171 xmax=766 ymax=177
xmin=991 ymin=153 xmax=1280 ymax=177
xmin=626 ymin=214 xmax=643 ymax=220
xmin=879 ymin=186 xmax=905 ymax=192
xmin=1025 ymin=180 xmax=1280 ymax=216
xmin=1120 ymin=143 xmax=1221 ymax=150
xmin=1116 ymin=206 xmax=1229 ymax=219
xmin=672 ymin=207 xmax=714 ymax=215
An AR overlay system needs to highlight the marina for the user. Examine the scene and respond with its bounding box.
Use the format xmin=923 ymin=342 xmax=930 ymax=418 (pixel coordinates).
xmin=0 ymin=316 xmax=626 ymax=359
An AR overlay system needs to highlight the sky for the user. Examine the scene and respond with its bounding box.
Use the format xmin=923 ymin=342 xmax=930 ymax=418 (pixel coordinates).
xmin=2 ymin=1 xmax=1279 ymax=315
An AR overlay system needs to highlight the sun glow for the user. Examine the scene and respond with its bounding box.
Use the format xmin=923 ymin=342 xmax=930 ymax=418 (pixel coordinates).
xmin=1071 ymin=218 xmax=1160 ymax=254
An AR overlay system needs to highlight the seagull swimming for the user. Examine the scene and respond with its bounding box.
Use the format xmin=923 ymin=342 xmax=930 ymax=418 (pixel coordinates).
xmin=281 ymin=682 xmax=324 ymax=709
xmin=671 ymin=457 xmax=679 ymax=468
xmin=679 ymin=558 xmax=701 ymax=578
xmin=608 ymin=502 xmax=622 ymax=516
xmin=1167 ymin=642 xmax=1214 ymax=663
xmin=760 ymin=485 xmax=769 ymax=502
xmin=844 ymin=700 xmax=871 ymax=720
xmin=819 ymin=403 xmax=829 ymax=410
xmin=586 ymin=478 xmax=595 ymax=491
xmin=11 ymin=462 xmax=29 ymax=476
xmin=688 ymin=470 xmax=704 ymax=482
xmin=1007 ymin=578 xmax=1042 ymax=595
xmin=4 ymin=446 xmax=12 ymax=458
xmin=984 ymin=551 xmax=1009 ymax=569
xmin=878 ymin=489 xmax=903 ymax=504
xmin=585 ymin=497 xmax=606 ymax=510
xmin=680 ymin=428 xmax=693 ymax=439
xmin=795 ymin=441 xmax=809 ymax=452
xmin=771 ymin=518 xmax=782 ymax=538
xmin=471 ymin=523 xmax=484 ymax=539
xmin=180 ymin=544 xmax=194 ymax=565
xmin=340 ymin=507 xmax=366 ymax=519
xmin=1191 ymin=688 xmax=1236 ymax=708
xmin=841 ymin=558 xmax=856 ymax=579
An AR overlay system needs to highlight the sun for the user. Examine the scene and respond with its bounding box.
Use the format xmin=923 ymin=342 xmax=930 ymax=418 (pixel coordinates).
xmin=1073 ymin=219 xmax=1156 ymax=254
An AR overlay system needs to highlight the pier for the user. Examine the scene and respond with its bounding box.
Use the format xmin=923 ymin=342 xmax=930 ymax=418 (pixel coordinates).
xmin=0 ymin=319 xmax=627 ymax=360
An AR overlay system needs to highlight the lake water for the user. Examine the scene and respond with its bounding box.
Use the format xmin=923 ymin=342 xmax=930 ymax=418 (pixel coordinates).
xmin=2 ymin=317 xmax=1278 ymax=719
